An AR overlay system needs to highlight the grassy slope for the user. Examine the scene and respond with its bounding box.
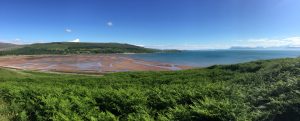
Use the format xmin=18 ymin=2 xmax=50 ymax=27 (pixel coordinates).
xmin=0 ymin=58 xmax=299 ymax=120
xmin=0 ymin=42 xmax=161 ymax=55
xmin=0 ymin=99 xmax=12 ymax=121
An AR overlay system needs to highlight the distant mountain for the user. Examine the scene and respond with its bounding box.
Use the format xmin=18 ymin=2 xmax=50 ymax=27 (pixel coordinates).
xmin=286 ymin=46 xmax=300 ymax=49
xmin=0 ymin=42 xmax=21 ymax=50
xmin=0 ymin=42 xmax=176 ymax=55
xmin=230 ymin=46 xmax=300 ymax=50
xmin=230 ymin=46 xmax=265 ymax=50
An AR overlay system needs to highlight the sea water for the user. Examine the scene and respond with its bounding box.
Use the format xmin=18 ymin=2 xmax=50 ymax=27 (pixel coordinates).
xmin=129 ymin=50 xmax=300 ymax=67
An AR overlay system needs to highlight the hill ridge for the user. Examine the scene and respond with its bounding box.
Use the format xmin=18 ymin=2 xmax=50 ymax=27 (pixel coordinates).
xmin=0 ymin=42 xmax=176 ymax=55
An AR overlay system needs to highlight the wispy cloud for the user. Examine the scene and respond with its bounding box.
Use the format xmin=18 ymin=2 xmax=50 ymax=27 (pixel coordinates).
xmin=65 ymin=29 xmax=72 ymax=33
xmin=234 ymin=37 xmax=300 ymax=48
xmin=145 ymin=44 xmax=229 ymax=50
xmin=69 ymin=38 xmax=80 ymax=43
xmin=107 ymin=21 xmax=113 ymax=27
xmin=134 ymin=44 xmax=145 ymax=47
xmin=144 ymin=36 xmax=300 ymax=50
xmin=0 ymin=38 xmax=24 ymax=45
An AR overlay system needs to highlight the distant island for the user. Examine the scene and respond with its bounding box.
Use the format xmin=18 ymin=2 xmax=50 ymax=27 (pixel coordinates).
xmin=230 ymin=46 xmax=300 ymax=50
xmin=0 ymin=42 xmax=180 ymax=56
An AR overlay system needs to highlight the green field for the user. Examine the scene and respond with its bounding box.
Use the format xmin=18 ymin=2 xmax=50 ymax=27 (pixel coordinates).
xmin=0 ymin=58 xmax=299 ymax=121
xmin=0 ymin=42 xmax=168 ymax=55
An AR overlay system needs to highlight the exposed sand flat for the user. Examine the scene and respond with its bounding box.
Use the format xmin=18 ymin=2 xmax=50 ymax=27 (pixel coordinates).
xmin=0 ymin=55 xmax=191 ymax=74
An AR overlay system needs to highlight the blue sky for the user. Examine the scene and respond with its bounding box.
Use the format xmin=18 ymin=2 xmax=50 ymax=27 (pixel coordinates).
xmin=0 ymin=0 xmax=300 ymax=49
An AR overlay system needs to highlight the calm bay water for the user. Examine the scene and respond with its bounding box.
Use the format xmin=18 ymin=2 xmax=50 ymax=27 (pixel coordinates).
xmin=129 ymin=50 xmax=300 ymax=67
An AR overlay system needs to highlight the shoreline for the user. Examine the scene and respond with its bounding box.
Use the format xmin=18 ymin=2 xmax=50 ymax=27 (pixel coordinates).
xmin=0 ymin=54 xmax=192 ymax=74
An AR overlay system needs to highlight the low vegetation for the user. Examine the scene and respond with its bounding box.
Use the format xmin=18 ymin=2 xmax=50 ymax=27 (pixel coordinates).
xmin=0 ymin=42 xmax=163 ymax=55
xmin=0 ymin=58 xmax=299 ymax=120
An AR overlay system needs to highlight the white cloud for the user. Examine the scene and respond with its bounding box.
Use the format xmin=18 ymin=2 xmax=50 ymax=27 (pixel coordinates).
xmin=69 ymin=38 xmax=80 ymax=43
xmin=145 ymin=44 xmax=229 ymax=50
xmin=0 ymin=38 xmax=24 ymax=45
xmin=143 ymin=36 xmax=300 ymax=50
xmin=107 ymin=21 xmax=113 ymax=27
xmin=133 ymin=44 xmax=145 ymax=47
xmin=234 ymin=37 xmax=300 ymax=48
xmin=65 ymin=29 xmax=72 ymax=33
xmin=284 ymin=37 xmax=300 ymax=47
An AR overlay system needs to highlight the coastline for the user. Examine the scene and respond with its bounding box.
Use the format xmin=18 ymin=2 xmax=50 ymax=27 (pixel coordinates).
xmin=0 ymin=54 xmax=192 ymax=74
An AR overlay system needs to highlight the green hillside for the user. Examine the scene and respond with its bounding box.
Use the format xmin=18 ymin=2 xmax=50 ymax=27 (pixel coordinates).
xmin=0 ymin=42 xmax=163 ymax=55
xmin=0 ymin=58 xmax=300 ymax=120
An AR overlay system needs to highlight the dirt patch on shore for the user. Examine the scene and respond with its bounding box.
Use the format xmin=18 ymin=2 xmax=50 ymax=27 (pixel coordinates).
xmin=0 ymin=55 xmax=192 ymax=74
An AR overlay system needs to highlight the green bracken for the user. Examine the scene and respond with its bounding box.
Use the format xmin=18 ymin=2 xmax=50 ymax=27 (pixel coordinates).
xmin=0 ymin=58 xmax=299 ymax=121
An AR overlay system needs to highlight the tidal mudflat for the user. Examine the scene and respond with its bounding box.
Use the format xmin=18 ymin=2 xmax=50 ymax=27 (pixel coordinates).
xmin=0 ymin=55 xmax=191 ymax=74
